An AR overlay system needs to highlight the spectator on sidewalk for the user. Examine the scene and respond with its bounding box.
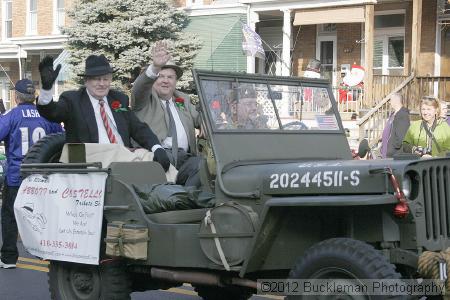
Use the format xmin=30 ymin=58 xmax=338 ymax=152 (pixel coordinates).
xmin=0 ymin=79 xmax=63 ymax=269
xmin=403 ymin=96 xmax=450 ymax=157
xmin=380 ymin=93 xmax=410 ymax=158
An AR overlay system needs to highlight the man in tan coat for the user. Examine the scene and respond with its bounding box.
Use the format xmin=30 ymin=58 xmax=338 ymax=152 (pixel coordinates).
xmin=131 ymin=41 xmax=201 ymax=186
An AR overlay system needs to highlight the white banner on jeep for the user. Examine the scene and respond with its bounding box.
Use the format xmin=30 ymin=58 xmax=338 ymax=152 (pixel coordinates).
xmin=14 ymin=173 xmax=107 ymax=265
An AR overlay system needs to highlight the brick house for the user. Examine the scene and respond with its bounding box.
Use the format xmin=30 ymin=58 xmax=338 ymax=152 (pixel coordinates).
xmin=0 ymin=0 xmax=72 ymax=110
xmin=183 ymin=0 xmax=450 ymax=142
xmin=183 ymin=0 xmax=436 ymax=77
xmin=0 ymin=0 xmax=447 ymax=143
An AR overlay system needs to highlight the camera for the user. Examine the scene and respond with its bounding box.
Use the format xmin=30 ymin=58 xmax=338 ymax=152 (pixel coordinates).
xmin=413 ymin=146 xmax=432 ymax=156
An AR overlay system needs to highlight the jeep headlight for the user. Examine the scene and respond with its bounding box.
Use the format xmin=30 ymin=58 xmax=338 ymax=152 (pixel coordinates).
xmin=402 ymin=175 xmax=411 ymax=198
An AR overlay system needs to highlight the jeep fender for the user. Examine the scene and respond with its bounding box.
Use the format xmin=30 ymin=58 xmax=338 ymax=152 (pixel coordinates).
xmin=240 ymin=194 xmax=399 ymax=276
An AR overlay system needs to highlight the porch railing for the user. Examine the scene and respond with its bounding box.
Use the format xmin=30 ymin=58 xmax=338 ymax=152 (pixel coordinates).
xmin=363 ymin=75 xmax=409 ymax=108
xmin=329 ymin=75 xmax=407 ymax=114
xmin=331 ymin=87 xmax=363 ymax=115
xmin=410 ymin=76 xmax=450 ymax=110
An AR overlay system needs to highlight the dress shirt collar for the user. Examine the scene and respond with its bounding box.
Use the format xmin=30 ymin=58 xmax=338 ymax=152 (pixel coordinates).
xmin=86 ymin=89 xmax=107 ymax=103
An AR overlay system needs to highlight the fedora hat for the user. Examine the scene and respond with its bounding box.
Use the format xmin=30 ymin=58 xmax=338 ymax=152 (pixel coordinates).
xmin=78 ymin=54 xmax=115 ymax=77
xmin=160 ymin=60 xmax=183 ymax=79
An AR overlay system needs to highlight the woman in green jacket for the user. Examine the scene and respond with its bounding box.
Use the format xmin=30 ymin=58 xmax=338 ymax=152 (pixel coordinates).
xmin=403 ymin=96 xmax=450 ymax=157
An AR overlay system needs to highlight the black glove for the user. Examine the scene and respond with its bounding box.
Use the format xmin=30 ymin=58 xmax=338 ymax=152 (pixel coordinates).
xmin=153 ymin=148 xmax=170 ymax=172
xmin=39 ymin=56 xmax=61 ymax=90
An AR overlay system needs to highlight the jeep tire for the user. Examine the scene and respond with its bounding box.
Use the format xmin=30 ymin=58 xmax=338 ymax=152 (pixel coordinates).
xmin=287 ymin=238 xmax=403 ymax=300
xmin=23 ymin=132 xmax=66 ymax=164
xmin=48 ymin=260 xmax=131 ymax=300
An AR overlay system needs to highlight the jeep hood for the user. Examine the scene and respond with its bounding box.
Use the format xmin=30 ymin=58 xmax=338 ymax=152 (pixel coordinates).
xmin=220 ymin=159 xmax=412 ymax=196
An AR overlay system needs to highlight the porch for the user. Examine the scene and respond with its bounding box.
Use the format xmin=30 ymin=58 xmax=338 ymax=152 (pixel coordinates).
xmin=244 ymin=0 xmax=447 ymax=146
xmin=307 ymin=74 xmax=450 ymax=117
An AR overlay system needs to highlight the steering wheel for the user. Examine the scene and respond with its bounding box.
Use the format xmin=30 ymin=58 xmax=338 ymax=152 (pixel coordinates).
xmin=282 ymin=121 xmax=308 ymax=130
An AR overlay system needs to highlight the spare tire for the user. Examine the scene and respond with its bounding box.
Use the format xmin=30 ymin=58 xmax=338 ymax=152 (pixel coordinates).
xmin=23 ymin=132 xmax=66 ymax=163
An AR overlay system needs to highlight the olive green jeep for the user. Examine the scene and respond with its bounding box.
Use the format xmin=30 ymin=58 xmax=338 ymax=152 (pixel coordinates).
xmin=20 ymin=70 xmax=450 ymax=299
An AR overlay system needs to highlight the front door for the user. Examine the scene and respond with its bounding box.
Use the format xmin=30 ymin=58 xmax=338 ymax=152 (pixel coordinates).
xmin=316 ymin=36 xmax=337 ymax=86
xmin=0 ymin=78 xmax=11 ymax=110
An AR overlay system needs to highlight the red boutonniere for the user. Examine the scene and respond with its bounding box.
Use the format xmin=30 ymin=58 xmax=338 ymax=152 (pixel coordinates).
xmin=111 ymin=100 xmax=127 ymax=112
xmin=175 ymin=97 xmax=185 ymax=110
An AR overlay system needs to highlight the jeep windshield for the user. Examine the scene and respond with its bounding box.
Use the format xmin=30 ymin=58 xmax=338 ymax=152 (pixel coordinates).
xmin=198 ymin=75 xmax=341 ymax=132
xmin=193 ymin=70 xmax=351 ymax=164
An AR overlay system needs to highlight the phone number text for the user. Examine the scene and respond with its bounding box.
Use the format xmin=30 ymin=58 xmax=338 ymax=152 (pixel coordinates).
xmin=40 ymin=240 xmax=78 ymax=250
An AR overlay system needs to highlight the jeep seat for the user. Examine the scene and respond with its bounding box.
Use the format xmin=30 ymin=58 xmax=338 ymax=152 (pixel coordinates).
xmin=109 ymin=161 xmax=167 ymax=186
xmin=146 ymin=208 xmax=208 ymax=224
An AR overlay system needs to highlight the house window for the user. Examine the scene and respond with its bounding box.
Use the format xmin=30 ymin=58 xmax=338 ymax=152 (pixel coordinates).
xmin=54 ymin=0 xmax=65 ymax=32
xmin=25 ymin=59 xmax=33 ymax=80
xmin=28 ymin=0 xmax=38 ymax=34
xmin=375 ymin=14 xmax=405 ymax=28
xmin=318 ymin=23 xmax=337 ymax=34
xmin=373 ymin=11 xmax=405 ymax=75
xmin=373 ymin=40 xmax=383 ymax=68
xmin=0 ymin=79 xmax=11 ymax=110
xmin=388 ymin=37 xmax=404 ymax=68
xmin=3 ymin=0 xmax=12 ymax=39
xmin=373 ymin=35 xmax=404 ymax=75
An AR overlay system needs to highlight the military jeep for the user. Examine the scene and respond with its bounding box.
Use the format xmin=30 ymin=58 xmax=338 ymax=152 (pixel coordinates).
xmin=20 ymin=70 xmax=450 ymax=299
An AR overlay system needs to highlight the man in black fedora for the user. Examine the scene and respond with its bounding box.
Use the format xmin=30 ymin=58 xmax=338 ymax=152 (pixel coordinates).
xmin=37 ymin=54 xmax=170 ymax=171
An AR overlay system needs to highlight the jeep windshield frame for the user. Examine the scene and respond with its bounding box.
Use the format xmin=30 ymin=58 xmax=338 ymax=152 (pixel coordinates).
xmin=193 ymin=70 xmax=352 ymax=172
xmin=196 ymin=73 xmax=344 ymax=133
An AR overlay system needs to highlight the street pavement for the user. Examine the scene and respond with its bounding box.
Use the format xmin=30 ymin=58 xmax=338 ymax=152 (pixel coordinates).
xmin=0 ymin=219 xmax=282 ymax=300
xmin=0 ymin=244 xmax=201 ymax=300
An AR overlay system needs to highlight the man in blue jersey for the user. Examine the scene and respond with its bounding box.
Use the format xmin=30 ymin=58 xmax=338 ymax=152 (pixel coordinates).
xmin=0 ymin=79 xmax=62 ymax=269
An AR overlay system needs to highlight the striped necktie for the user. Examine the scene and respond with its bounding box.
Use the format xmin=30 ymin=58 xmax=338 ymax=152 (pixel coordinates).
xmin=166 ymin=100 xmax=178 ymax=166
xmin=99 ymin=99 xmax=118 ymax=144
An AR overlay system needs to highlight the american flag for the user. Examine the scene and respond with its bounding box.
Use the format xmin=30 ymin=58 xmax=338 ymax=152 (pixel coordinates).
xmin=241 ymin=23 xmax=265 ymax=59
xmin=316 ymin=115 xmax=339 ymax=130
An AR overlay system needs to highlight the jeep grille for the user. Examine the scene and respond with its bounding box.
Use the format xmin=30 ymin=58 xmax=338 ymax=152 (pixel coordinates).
xmin=421 ymin=164 xmax=450 ymax=241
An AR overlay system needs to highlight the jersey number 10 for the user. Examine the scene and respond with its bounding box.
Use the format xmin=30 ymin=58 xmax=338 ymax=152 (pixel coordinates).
xmin=20 ymin=127 xmax=46 ymax=155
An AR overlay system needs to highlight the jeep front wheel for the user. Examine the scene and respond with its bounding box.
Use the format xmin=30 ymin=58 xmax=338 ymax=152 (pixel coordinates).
xmin=287 ymin=238 xmax=402 ymax=300
xmin=48 ymin=260 xmax=131 ymax=300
